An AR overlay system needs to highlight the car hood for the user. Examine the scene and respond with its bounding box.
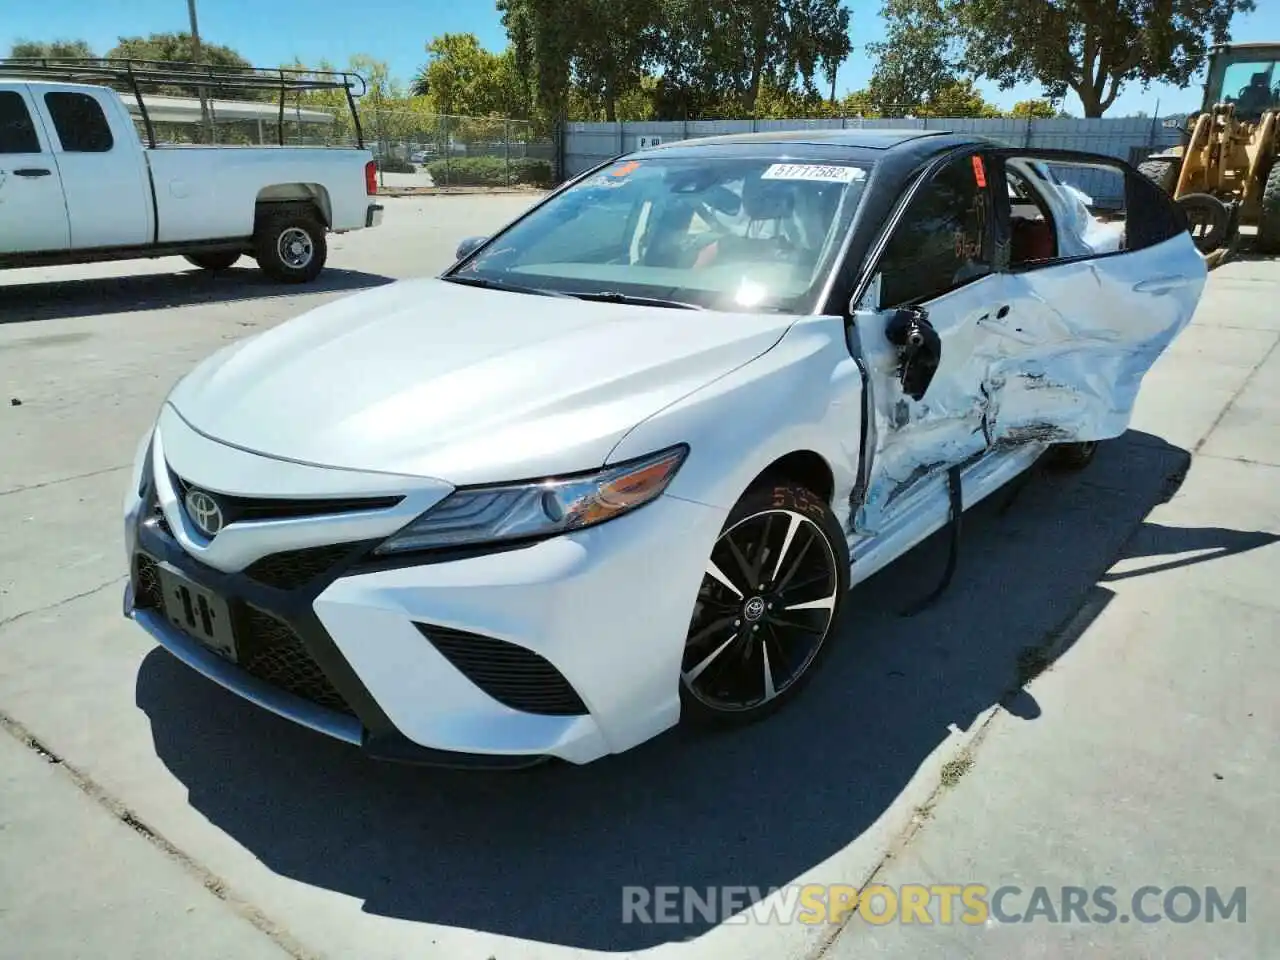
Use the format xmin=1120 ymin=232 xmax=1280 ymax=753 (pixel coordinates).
xmin=167 ymin=278 xmax=795 ymax=484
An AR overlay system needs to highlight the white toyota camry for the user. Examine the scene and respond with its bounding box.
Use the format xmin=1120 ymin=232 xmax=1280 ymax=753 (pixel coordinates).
xmin=123 ymin=129 xmax=1206 ymax=768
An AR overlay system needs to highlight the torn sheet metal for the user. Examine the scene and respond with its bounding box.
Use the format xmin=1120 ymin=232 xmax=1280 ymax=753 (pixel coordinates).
xmin=851 ymin=227 xmax=1205 ymax=534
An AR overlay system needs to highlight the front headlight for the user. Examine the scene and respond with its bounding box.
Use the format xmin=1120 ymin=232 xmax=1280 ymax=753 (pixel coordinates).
xmin=374 ymin=444 xmax=688 ymax=555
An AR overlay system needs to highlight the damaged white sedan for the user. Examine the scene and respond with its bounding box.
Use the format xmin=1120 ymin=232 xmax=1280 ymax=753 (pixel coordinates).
xmin=123 ymin=129 xmax=1205 ymax=768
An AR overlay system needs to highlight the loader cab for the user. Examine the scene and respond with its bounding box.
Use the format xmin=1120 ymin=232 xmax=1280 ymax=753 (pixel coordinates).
xmin=1201 ymin=44 xmax=1280 ymax=121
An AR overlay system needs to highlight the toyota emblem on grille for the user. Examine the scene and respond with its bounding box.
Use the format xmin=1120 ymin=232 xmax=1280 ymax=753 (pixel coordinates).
xmin=184 ymin=489 xmax=225 ymax=538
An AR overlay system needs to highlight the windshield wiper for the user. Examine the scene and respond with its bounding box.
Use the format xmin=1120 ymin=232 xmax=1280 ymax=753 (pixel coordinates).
xmin=441 ymin=275 xmax=575 ymax=299
xmin=567 ymin=291 xmax=704 ymax=310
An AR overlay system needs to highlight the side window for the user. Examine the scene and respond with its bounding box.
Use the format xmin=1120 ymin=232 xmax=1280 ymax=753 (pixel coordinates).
xmin=878 ymin=154 xmax=992 ymax=308
xmin=43 ymin=92 xmax=114 ymax=153
xmin=0 ymin=91 xmax=41 ymax=154
xmin=1001 ymin=157 xmax=1131 ymax=267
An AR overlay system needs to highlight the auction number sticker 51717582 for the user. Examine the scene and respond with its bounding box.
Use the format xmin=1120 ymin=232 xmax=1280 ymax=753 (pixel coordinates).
xmin=761 ymin=163 xmax=867 ymax=183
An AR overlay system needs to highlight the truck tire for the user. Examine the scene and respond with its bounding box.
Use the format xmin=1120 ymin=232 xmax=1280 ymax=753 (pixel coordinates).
xmin=1138 ymin=157 xmax=1180 ymax=194
xmin=183 ymin=251 xmax=241 ymax=271
xmin=253 ymin=207 xmax=327 ymax=283
xmin=1257 ymin=162 xmax=1280 ymax=255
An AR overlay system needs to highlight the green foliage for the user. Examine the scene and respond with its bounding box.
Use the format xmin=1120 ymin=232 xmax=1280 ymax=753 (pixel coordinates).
xmin=413 ymin=34 xmax=526 ymax=118
xmin=946 ymin=0 xmax=1256 ymax=117
xmin=9 ymin=38 xmax=95 ymax=59
xmin=427 ymin=156 xmax=552 ymax=187
xmin=1010 ymin=98 xmax=1058 ymax=119
xmin=866 ymin=0 xmax=959 ymax=115
xmin=107 ymin=32 xmax=268 ymax=101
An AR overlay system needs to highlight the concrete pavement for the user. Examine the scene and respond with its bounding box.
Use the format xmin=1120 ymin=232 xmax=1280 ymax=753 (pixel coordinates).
xmin=1 ymin=202 xmax=1276 ymax=959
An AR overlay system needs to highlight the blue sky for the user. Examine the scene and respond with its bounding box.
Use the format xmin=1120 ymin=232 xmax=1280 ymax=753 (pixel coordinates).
xmin=5 ymin=0 xmax=1278 ymax=116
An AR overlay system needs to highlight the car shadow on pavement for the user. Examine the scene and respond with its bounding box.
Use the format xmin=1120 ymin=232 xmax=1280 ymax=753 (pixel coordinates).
xmin=0 ymin=266 xmax=395 ymax=324
xmin=134 ymin=430 xmax=1273 ymax=952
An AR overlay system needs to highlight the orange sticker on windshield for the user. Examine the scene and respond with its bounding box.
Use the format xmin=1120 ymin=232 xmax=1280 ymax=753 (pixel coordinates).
xmin=972 ymin=155 xmax=987 ymax=188
xmin=609 ymin=160 xmax=641 ymax=178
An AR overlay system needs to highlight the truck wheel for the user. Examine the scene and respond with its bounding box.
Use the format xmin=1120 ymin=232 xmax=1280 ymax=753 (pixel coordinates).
xmin=1257 ymin=162 xmax=1280 ymax=255
xmin=183 ymin=252 xmax=241 ymax=271
xmin=1138 ymin=158 xmax=1180 ymax=194
xmin=253 ymin=207 xmax=327 ymax=283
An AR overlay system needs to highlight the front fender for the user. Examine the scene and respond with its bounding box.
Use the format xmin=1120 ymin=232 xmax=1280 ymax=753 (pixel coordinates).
xmin=607 ymin=315 xmax=863 ymax=528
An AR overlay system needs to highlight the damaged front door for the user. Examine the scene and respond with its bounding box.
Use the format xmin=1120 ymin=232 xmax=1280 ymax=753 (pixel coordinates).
xmin=982 ymin=151 xmax=1207 ymax=445
xmin=849 ymin=149 xmax=1007 ymax=535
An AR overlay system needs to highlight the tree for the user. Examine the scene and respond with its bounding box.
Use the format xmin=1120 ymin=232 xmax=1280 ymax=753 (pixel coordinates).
xmin=9 ymin=39 xmax=96 ymax=59
xmin=571 ymin=0 xmax=661 ymax=121
xmin=498 ymin=0 xmax=579 ymax=123
xmin=107 ymin=32 xmax=264 ymax=100
xmin=866 ymin=0 xmax=957 ymax=115
xmin=413 ymin=33 xmax=524 ymax=118
xmin=947 ymin=0 xmax=1256 ymax=117
xmin=1010 ymin=98 xmax=1057 ymax=119
xmin=655 ymin=0 xmax=852 ymax=115
xmin=922 ymin=78 xmax=1002 ymax=117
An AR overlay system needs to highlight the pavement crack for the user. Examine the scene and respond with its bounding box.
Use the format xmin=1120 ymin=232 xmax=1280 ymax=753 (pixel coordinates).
xmin=0 ymin=710 xmax=318 ymax=960
xmin=1193 ymin=332 xmax=1280 ymax=456
xmin=0 ymin=463 xmax=130 ymax=498
xmin=0 ymin=576 xmax=127 ymax=631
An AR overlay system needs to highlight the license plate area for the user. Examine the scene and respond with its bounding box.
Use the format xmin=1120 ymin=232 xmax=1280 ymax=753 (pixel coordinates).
xmin=156 ymin=562 xmax=237 ymax=662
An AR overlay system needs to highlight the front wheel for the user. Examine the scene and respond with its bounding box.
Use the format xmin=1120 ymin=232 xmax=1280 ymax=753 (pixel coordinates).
xmin=1046 ymin=440 xmax=1100 ymax=471
xmin=253 ymin=207 xmax=328 ymax=283
xmin=680 ymin=482 xmax=849 ymax=727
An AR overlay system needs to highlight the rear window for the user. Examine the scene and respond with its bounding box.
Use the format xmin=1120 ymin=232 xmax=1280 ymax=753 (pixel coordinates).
xmin=44 ymin=92 xmax=114 ymax=153
xmin=0 ymin=91 xmax=40 ymax=153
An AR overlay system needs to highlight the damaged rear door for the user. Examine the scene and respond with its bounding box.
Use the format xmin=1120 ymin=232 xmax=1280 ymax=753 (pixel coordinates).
xmin=980 ymin=150 xmax=1207 ymax=445
xmin=847 ymin=146 xmax=1007 ymax=534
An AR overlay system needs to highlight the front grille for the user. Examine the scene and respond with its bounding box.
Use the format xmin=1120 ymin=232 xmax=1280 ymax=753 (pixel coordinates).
xmin=237 ymin=607 xmax=355 ymax=715
xmin=132 ymin=553 xmax=355 ymax=716
xmin=415 ymin=624 xmax=588 ymax=716
xmin=243 ymin=543 xmax=360 ymax=590
xmin=169 ymin=471 xmax=402 ymax=524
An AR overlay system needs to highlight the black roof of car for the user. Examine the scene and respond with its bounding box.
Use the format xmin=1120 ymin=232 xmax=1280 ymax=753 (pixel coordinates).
xmin=632 ymin=128 xmax=988 ymax=168
xmin=645 ymin=128 xmax=954 ymax=151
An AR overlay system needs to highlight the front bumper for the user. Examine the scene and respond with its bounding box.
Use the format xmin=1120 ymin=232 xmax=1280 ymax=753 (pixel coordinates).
xmin=123 ymin=419 xmax=726 ymax=766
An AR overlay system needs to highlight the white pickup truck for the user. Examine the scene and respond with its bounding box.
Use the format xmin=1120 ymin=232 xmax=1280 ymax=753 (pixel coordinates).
xmin=0 ymin=73 xmax=383 ymax=283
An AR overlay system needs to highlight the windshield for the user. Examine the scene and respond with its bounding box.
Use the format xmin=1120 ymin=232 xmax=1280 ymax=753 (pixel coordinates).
xmin=449 ymin=155 xmax=871 ymax=313
xmin=1208 ymin=53 xmax=1279 ymax=119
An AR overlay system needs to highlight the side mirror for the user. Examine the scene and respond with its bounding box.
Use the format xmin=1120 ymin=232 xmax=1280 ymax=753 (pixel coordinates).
xmin=455 ymin=236 xmax=488 ymax=261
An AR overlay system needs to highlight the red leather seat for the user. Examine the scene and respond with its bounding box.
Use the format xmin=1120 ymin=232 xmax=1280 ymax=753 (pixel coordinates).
xmin=1011 ymin=217 xmax=1056 ymax=264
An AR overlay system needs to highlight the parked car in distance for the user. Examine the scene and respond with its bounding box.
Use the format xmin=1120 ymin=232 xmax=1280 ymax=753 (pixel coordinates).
xmin=0 ymin=60 xmax=383 ymax=283
xmin=122 ymin=129 xmax=1205 ymax=769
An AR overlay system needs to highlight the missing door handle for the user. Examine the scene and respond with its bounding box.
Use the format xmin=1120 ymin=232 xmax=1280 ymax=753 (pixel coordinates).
xmin=996 ymin=305 xmax=1011 ymax=319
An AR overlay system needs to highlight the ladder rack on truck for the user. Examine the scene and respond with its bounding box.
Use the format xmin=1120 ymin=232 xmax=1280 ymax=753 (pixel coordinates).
xmin=0 ymin=57 xmax=368 ymax=149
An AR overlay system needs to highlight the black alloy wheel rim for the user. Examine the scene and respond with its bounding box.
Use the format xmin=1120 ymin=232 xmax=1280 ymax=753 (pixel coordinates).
xmin=682 ymin=508 xmax=840 ymax=712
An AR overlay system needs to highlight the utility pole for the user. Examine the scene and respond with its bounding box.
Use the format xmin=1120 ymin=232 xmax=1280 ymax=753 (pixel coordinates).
xmin=187 ymin=0 xmax=214 ymax=142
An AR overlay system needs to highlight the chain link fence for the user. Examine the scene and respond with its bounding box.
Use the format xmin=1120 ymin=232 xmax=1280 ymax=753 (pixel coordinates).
xmin=122 ymin=95 xmax=556 ymax=190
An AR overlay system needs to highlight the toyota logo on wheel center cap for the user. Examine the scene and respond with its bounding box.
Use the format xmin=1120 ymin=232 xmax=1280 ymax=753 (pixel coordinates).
xmin=184 ymin=489 xmax=225 ymax=538
xmin=743 ymin=596 xmax=766 ymax=622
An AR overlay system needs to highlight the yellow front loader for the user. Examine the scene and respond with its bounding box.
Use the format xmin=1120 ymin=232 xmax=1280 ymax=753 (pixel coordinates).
xmin=1138 ymin=42 xmax=1280 ymax=263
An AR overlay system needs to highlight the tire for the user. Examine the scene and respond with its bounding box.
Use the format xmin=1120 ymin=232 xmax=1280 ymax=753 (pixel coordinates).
xmin=183 ymin=251 xmax=241 ymax=271
xmin=1176 ymin=193 xmax=1231 ymax=252
xmin=1138 ymin=157 xmax=1180 ymax=194
xmin=1046 ymin=440 xmax=1100 ymax=471
xmin=679 ymin=481 xmax=849 ymax=727
xmin=1257 ymin=162 xmax=1280 ymax=255
xmin=253 ymin=206 xmax=327 ymax=283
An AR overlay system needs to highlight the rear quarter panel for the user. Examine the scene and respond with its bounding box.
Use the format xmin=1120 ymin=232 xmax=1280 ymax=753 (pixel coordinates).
xmin=146 ymin=147 xmax=371 ymax=243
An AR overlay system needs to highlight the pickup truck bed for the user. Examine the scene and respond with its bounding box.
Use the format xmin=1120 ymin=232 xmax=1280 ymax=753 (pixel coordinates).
xmin=0 ymin=79 xmax=383 ymax=282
